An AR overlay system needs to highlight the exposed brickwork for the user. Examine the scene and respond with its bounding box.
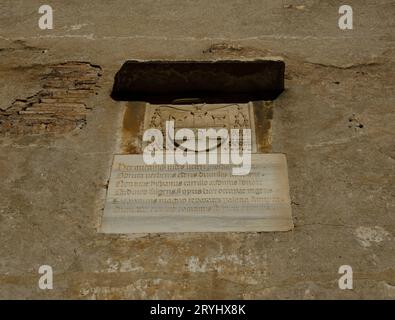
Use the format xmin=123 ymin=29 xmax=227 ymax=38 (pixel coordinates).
xmin=0 ymin=62 xmax=101 ymax=134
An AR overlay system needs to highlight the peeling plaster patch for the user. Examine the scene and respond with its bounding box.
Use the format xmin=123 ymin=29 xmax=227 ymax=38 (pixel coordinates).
xmin=157 ymin=256 xmax=168 ymax=267
xmin=186 ymin=254 xmax=248 ymax=273
xmin=185 ymin=248 xmax=266 ymax=285
xmin=202 ymin=43 xmax=273 ymax=58
xmin=103 ymin=257 xmax=144 ymax=273
xmin=80 ymin=279 xmax=173 ymax=300
xmin=67 ymin=24 xmax=89 ymax=31
xmin=354 ymin=226 xmax=390 ymax=248
xmin=80 ymin=281 xmax=149 ymax=300
xmin=0 ymin=62 xmax=102 ymax=135
xmin=187 ymin=256 xmax=207 ymax=273
xmin=187 ymin=253 xmax=260 ymax=273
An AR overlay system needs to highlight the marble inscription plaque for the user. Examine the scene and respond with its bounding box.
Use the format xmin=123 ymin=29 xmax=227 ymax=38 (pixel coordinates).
xmin=100 ymin=154 xmax=293 ymax=233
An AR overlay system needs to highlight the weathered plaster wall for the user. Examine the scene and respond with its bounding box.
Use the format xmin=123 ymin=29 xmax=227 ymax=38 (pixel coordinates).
xmin=0 ymin=0 xmax=394 ymax=299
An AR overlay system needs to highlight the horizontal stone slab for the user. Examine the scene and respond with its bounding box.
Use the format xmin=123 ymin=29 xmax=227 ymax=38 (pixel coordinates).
xmin=100 ymin=154 xmax=293 ymax=233
xmin=111 ymin=59 xmax=285 ymax=103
